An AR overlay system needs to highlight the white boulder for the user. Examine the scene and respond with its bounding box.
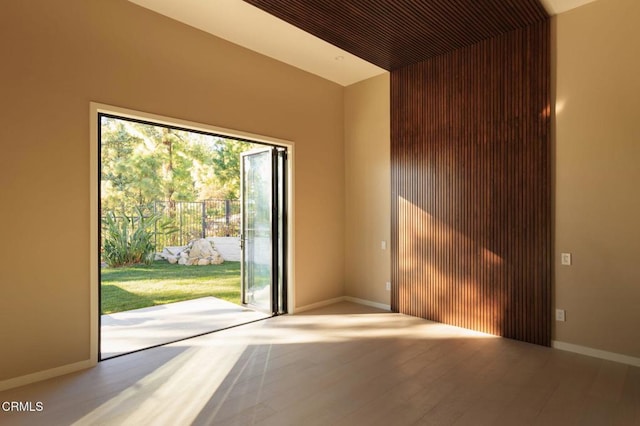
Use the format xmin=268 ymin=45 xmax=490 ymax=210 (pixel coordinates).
xmin=188 ymin=239 xmax=217 ymax=260
xmin=157 ymin=238 xmax=225 ymax=266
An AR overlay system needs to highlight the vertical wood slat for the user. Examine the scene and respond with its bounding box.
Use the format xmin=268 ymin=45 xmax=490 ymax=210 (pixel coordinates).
xmin=390 ymin=20 xmax=551 ymax=346
xmin=243 ymin=0 xmax=548 ymax=71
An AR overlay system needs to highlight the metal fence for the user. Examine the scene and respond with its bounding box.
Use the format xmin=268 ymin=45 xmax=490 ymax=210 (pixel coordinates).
xmin=102 ymin=199 xmax=240 ymax=251
xmin=153 ymin=199 xmax=240 ymax=248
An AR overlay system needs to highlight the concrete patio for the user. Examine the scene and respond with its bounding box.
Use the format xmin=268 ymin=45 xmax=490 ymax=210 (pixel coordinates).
xmin=101 ymin=297 xmax=270 ymax=358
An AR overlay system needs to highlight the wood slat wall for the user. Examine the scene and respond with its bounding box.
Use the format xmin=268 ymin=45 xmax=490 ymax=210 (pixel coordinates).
xmin=391 ymin=20 xmax=551 ymax=346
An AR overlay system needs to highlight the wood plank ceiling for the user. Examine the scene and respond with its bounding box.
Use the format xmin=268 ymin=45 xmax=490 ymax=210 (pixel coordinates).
xmin=242 ymin=0 xmax=549 ymax=70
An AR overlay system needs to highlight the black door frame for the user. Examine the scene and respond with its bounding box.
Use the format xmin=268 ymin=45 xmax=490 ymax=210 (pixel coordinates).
xmin=97 ymin=112 xmax=289 ymax=361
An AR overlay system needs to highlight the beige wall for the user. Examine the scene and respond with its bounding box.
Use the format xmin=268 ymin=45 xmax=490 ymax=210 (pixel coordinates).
xmin=0 ymin=0 xmax=344 ymax=382
xmin=344 ymin=74 xmax=391 ymax=305
xmin=555 ymin=0 xmax=640 ymax=357
xmin=3 ymin=0 xmax=638 ymax=387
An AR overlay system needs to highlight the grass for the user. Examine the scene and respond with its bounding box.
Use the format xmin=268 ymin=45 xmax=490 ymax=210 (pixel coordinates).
xmin=101 ymin=261 xmax=241 ymax=314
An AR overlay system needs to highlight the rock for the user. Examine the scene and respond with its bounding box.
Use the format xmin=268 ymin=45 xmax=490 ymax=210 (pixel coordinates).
xmin=164 ymin=245 xmax=187 ymax=256
xmin=156 ymin=245 xmax=188 ymax=262
xmin=188 ymin=239 xmax=216 ymax=259
xmin=161 ymin=238 xmax=224 ymax=266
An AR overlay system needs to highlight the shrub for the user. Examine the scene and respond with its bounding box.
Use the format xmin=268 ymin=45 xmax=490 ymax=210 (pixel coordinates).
xmin=102 ymin=207 xmax=175 ymax=267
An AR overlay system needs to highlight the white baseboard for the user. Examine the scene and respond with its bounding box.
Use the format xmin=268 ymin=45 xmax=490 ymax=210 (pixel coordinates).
xmin=552 ymin=341 xmax=640 ymax=367
xmin=294 ymin=296 xmax=347 ymax=313
xmin=295 ymin=296 xmax=391 ymax=313
xmin=344 ymin=296 xmax=391 ymax=311
xmin=0 ymin=359 xmax=95 ymax=392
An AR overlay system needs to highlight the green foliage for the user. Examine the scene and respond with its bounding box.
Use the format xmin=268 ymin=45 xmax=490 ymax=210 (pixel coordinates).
xmin=208 ymin=139 xmax=254 ymax=199
xmin=100 ymin=116 xmax=254 ymax=211
xmin=102 ymin=207 xmax=176 ymax=267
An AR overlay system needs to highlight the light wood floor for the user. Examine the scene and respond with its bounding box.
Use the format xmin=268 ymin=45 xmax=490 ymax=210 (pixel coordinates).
xmin=0 ymin=302 xmax=638 ymax=425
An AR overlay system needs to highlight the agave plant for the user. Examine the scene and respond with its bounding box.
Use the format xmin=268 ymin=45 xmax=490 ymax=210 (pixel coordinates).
xmin=102 ymin=207 xmax=176 ymax=267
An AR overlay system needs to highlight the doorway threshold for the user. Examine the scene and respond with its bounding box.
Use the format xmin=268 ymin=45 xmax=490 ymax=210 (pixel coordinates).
xmin=101 ymin=297 xmax=269 ymax=359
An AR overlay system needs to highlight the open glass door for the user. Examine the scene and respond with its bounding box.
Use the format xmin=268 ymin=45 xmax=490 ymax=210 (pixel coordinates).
xmin=241 ymin=147 xmax=287 ymax=314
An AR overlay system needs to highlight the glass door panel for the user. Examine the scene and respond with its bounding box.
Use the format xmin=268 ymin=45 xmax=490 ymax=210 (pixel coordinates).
xmin=241 ymin=148 xmax=273 ymax=312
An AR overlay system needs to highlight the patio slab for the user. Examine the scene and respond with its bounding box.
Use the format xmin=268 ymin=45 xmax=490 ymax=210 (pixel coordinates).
xmin=101 ymin=297 xmax=269 ymax=358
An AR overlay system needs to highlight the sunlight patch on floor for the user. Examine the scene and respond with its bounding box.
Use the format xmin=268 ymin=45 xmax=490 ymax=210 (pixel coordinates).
xmin=73 ymin=342 xmax=248 ymax=425
xmin=177 ymin=310 xmax=498 ymax=348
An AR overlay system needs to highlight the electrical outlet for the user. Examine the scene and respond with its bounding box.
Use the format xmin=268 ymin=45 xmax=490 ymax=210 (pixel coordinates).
xmin=381 ymin=240 xmax=387 ymax=250
xmin=385 ymin=281 xmax=391 ymax=291
xmin=561 ymin=253 xmax=572 ymax=266
xmin=555 ymin=309 xmax=566 ymax=321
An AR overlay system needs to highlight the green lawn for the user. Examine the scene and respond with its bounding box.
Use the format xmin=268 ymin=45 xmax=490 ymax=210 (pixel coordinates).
xmin=101 ymin=261 xmax=241 ymax=314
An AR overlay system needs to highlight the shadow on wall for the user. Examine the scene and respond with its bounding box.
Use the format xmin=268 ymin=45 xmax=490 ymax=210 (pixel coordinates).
xmin=393 ymin=126 xmax=551 ymax=343
xmin=390 ymin=20 xmax=551 ymax=345
xmin=397 ymin=197 xmax=506 ymax=336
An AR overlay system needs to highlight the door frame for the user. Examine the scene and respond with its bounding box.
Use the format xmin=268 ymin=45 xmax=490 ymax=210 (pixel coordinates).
xmin=89 ymin=102 xmax=296 ymax=365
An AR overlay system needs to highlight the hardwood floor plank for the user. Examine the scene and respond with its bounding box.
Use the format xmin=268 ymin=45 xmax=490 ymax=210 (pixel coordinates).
xmin=0 ymin=302 xmax=637 ymax=426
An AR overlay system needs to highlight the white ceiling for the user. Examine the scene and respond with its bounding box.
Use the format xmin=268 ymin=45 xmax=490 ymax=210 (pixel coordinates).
xmin=128 ymin=0 xmax=386 ymax=86
xmin=129 ymin=0 xmax=598 ymax=87
xmin=539 ymin=0 xmax=598 ymax=14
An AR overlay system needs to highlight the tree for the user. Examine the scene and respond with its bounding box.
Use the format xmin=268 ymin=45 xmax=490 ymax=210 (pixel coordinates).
xmin=100 ymin=117 xmax=148 ymax=212
xmin=100 ymin=117 xmax=254 ymax=211
xmin=198 ymin=139 xmax=253 ymax=200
